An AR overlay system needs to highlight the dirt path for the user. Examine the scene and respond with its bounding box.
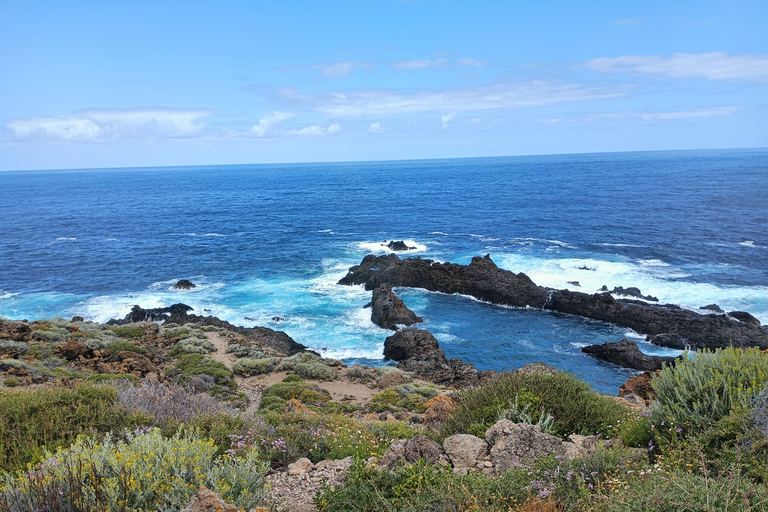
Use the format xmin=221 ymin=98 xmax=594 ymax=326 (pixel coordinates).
xmin=205 ymin=332 xmax=262 ymax=414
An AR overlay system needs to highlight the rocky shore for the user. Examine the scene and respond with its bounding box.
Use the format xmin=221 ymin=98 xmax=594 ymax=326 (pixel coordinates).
xmin=339 ymin=253 xmax=768 ymax=350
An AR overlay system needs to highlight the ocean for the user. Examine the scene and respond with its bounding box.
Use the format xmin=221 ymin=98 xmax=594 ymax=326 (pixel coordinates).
xmin=1 ymin=148 xmax=767 ymax=394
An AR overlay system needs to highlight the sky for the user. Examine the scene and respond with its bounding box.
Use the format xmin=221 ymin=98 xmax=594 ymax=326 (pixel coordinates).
xmin=0 ymin=0 xmax=766 ymax=170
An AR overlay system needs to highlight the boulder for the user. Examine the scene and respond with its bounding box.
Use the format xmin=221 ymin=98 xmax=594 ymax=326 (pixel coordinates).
xmin=619 ymin=371 xmax=659 ymax=402
xmin=287 ymin=457 xmax=314 ymax=476
xmin=377 ymin=371 xmax=408 ymax=389
xmin=729 ymin=311 xmax=761 ymax=327
xmin=443 ymin=434 xmax=488 ymax=469
xmin=378 ymin=439 xmax=407 ymax=469
xmin=404 ymin=435 xmax=447 ymax=465
xmin=71 ymin=316 xmax=84 ymax=322
xmin=370 ymin=285 xmax=423 ymax=330
xmin=485 ymin=420 xmax=564 ymax=471
xmin=423 ymin=395 xmax=457 ymax=426
xmin=180 ymin=487 xmax=239 ymax=512
xmin=173 ymin=279 xmax=196 ymax=290
xmin=581 ymin=339 xmax=678 ymax=371
xmin=701 ymin=304 xmax=723 ymax=313
xmin=383 ymin=329 xmax=481 ymax=387
xmin=563 ymin=434 xmax=599 ymax=459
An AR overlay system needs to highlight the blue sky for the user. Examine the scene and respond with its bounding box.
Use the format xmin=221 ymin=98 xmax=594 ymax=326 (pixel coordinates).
xmin=1 ymin=0 xmax=766 ymax=170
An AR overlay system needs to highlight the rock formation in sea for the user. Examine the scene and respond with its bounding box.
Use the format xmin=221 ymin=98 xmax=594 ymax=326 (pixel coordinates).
xmin=108 ymin=304 xmax=314 ymax=356
xmin=581 ymin=339 xmax=678 ymax=371
xmin=173 ymin=279 xmax=196 ymax=290
xmin=339 ymin=254 xmax=768 ymax=350
xmin=386 ymin=240 xmax=416 ymax=251
xmin=369 ymin=284 xmax=423 ymax=330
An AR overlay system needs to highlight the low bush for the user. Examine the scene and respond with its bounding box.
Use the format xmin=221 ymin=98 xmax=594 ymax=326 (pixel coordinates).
xmin=170 ymin=336 xmax=216 ymax=355
xmin=86 ymin=373 xmax=139 ymax=385
xmin=117 ymin=380 xmax=236 ymax=425
xmin=106 ymin=340 xmax=148 ymax=355
xmin=260 ymin=380 xmax=331 ymax=407
xmin=109 ymin=325 xmax=148 ymax=339
xmin=0 ymin=429 xmax=270 ymax=511
xmin=612 ymin=413 xmax=652 ymax=448
xmin=0 ymin=383 xmax=141 ymax=471
xmin=277 ymin=352 xmax=339 ymax=380
xmin=232 ymin=357 xmax=278 ymax=376
xmin=174 ymin=353 xmax=235 ymax=387
xmin=438 ymin=371 xmax=626 ymax=440
xmin=310 ymin=418 xmax=391 ymax=461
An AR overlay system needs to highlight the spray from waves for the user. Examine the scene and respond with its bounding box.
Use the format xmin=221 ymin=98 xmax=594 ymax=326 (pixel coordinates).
xmin=493 ymin=252 xmax=768 ymax=323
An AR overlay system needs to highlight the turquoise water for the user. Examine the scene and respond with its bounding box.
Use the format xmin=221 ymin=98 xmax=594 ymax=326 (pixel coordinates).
xmin=2 ymin=149 xmax=767 ymax=393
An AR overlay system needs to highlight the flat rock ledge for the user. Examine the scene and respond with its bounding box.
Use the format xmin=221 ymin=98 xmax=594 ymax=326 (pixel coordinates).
xmin=339 ymin=254 xmax=768 ymax=350
xmin=581 ymin=339 xmax=679 ymax=371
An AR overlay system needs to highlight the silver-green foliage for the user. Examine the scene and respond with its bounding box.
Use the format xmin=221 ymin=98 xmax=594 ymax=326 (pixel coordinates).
xmin=232 ymin=357 xmax=278 ymax=376
xmin=0 ymin=429 xmax=269 ymax=511
xmin=174 ymin=336 xmax=216 ymax=355
xmin=498 ymin=396 xmax=556 ymax=434
xmin=652 ymin=347 xmax=768 ymax=430
xmin=276 ymin=352 xmax=339 ymax=380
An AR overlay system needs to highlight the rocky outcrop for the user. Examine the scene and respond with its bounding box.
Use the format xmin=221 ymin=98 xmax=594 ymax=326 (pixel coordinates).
xmin=485 ymin=420 xmax=564 ymax=471
xmin=266 ymin=456 xmax=353 ymax=512
xmin=109 ymin=304 xmax=314 ymax=357
xmin=581 ymin=339 xmax=678 ymax=371
xmin=387 ymin=240 xmax=416 ymax=251
xmin=443 ymin=434 xmax=488 ymax=469
xmin=340 ymin=254 xmax=768 ymax=350
xmin=619 ymin=371 xmax=659 ymax=402
xmin=609 ymin=286 xmax=658 ymax=302
xmin=370 ymin=285 xmax=423 ymax=330
xmin=729 ymin=311 xmax=761 ymax=327
xmin=383 ymin=329 xmax=494 ymax=387
xmin=378 ymin=436 xmax=449 ymax=468
xmin=173 ymin=279 xmax=196 ymax=290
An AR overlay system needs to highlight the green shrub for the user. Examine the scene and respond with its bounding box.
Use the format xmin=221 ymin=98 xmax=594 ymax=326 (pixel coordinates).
xmin=283 ymin=374 xmax=303 ymax=383
xmin=613 ymin=413 xmax=652 ymax=448
xmin=109 ymin=326 xmax=146 ymax=339
xmin=170 ymin=336 xmax=216 ymax=355
xmin=276 ymin=352 xmax=338 ymax=380
xmin=86 ymin=373 xmax=139 ymax=385
xmin=438 ymin=371 xmax=626 ymax=441
xmin=174 ymin=353 xmax=234 ymax=387
xmin=3 ymin=377 xmax=19 ymax=387
xmin=310 ymin=418 xmax=391 ymax=461
xmin=258 ymin=395 xmax=287 ymax=413
xmin=652 ymin=347 xmax=768 ymax=433
xmin=372 ymin=389 xmax=400 ymax=407
xmin=106 ymin=340 xmax=148 ymax=355
xmin=0 ymin=383 xmax=139 ymax=471
xmin=394 ymin=384 xmax=438 ymax=400
xmin=0 ymin=429 xmax=270 ymax=511
xmin=261 ymin=381 xmax=331 ymax=405
xmin=346 ymin=365 xmax=376 ymax=382
xmin=365 ymin=421 xmax=422 ymax=441
xmin=232 ymin=357 xmax=278 ymax=376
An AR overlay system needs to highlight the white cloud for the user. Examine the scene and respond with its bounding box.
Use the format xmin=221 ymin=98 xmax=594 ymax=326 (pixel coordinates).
xmin=367 ymin=121 xmax=384 ymax=134
xmin=314 ymin=61 xmax=373 ymax=78
xmin=285 ymin=123 xmax=342 ymax=136
xmin=301 ymin=80 xmax=630 ymax=117
xmin=6 ymin=107 xmax=211 ymax=142
xmin=457 ymin=57 xmax=487 ymax=67
xmin=585 ymin=52 xmax=768 ymax=81
xmin=250 ymin=111 xmax=296 ymax=137
xmin=597 ymin=106 xmax=742 ymax=121
xmin=441 ymin=113 xmax=455 ymax=130
xmin=393 ymin=59 xmax=448 ymax=71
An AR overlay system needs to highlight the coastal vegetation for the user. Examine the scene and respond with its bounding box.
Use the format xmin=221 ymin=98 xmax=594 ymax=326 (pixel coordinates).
xmin=1 ymin=315 xmax=768 ymax=511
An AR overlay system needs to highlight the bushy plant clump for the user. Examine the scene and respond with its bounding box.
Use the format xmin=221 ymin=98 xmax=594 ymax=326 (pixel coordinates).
xmin=651 ymin=347 xmax=768 ymax=433
xmin=117 ymin=380 xmax=235 ymax=425
xmin=0 ymin=429 xmax=270 ymax=511
xmin=170 ymin=336 xmax=216 ymax=355
xmin=232 ymin=356 xmax=278 ymax=376
xmin=439 ymin=371 xmax=626 ymax=440
xmin=106 ymin=340 xmax=148 ymax=355
xmin=173 ymin=353 xmax=234 ymax=387
xmin=277 ymin=352 xmax=340 ymax=380
xmin=0 ymin=383 xmax=141 ymax=471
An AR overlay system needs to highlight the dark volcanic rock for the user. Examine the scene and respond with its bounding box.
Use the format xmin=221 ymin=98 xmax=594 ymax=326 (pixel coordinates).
xmin=582 ymin=339 xmax=678 ymax=371
xmin=370 ymin=285 xmax=423 ymax=330
xmin=173 ymin=279 xmax=196 ymax=290
xmin=702 ymin=304 xmax=724 ymax=313
xmin=383 ymin=328 xmax=490 ymax=387
xmin=387 ymin=240 xmax=415 ymax=251
xmin=729 ymin=311 xmax=761 ymax=327
xmin=109 ymin=303 xmax=313 ymax=357
xmin=340 ymin=254 xmax=768 ymax=350
xmin=610 ymin=286 xmax=658 ymax=302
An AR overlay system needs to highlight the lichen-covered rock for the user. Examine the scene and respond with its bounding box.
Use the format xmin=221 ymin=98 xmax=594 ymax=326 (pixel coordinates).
xmin=404 ymin=435 xmax=446 ymax=465
xmin=180 ymin=487 xmax=240 ymax=512
xmin=287 ymin=457 xmax=313 ymax=476
xmin=423 ymin=395 xmax=457 ymax=426
xmin=378 ymin=439 xmax=407 ymax=468
xmin=563 ymin=434 xmax=599 ymax=459
xmin=619 ymin=371 xmax=659 ymax=402
xmin=485 ymin=420 xmax=564 ymax=471
xmin=443 ymin=434 xmax=488 ymax=469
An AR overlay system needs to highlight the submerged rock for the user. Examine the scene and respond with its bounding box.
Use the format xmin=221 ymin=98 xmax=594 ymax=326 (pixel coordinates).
xmin=609 ymin=286 xmax=658 ymax=302
xmin=581 ymin=339 xmax=678 ymax=371
xmin=387 ymin=240 xmax=415 ymax=251
xmin=370 ymin=284 xmax=423 ymax=330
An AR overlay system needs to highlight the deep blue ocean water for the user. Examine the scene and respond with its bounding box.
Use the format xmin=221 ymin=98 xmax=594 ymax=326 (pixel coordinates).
xmin=2 ymin=149 xmax=767 ymax=393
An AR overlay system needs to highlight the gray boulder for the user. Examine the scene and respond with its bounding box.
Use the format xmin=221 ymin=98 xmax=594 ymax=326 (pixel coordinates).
xmin=443 ymin=434 xmax=488 ymax=469
xmin=485 ymin=420 xmax=564 ymax=471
